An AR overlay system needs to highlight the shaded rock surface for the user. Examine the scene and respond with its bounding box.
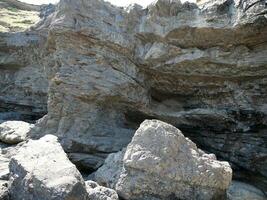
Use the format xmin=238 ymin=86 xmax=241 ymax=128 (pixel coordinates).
xmin=0 ymin=0 xmax=266 ymax=195
xmin=0 ymin=31 xmax=48 ymax=122
xmin=0 ymin=141 xmax=19 ymax=181
xmin=94 ymin=149 xmax=125 ymax=190
xmin=68 ymin=153 xmax=106 ymax=173
xmin=95 ymin=120 xmax=232 ymax=200
xmin=0 ymin=121 xmax=33 ymax=144
xmin=227 ymin=181 xmax=267 ymax=200
xmin=9 ymin=134 xmax=88 ymax=200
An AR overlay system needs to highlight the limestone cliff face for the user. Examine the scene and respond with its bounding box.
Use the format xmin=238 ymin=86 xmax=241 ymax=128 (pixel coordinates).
xmin=0 ymin=32 xmax=48 ymax=121
xmin=0 ymin=0 xmax=266 ymax=194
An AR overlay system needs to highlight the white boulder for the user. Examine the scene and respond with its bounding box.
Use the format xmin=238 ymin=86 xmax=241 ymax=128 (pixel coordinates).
xmin=95 ymin=120 xmax=232 ymax=200
xmin=0 ymin=121 xmax=33 ymax=144
xmin=9 ymin=135 xmax=88 ymax=200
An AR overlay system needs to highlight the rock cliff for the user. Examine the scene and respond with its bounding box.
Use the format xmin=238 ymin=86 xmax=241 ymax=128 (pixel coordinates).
xmin=0 ymin=0 xmax=266 ymax=196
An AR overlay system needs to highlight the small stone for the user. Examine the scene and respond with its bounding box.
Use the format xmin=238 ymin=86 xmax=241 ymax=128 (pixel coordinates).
xmin=86 ymin=180 xmax=119 ymax=200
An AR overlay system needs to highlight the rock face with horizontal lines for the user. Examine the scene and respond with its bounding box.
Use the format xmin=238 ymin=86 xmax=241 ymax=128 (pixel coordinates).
xmin=0 ymin=0 xmax=266 ymax=196
xmin=0 ymin=32 xmax=48 ymax=122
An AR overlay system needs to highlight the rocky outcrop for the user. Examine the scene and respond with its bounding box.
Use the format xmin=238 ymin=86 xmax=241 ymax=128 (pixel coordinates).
xmin=0 ymin=0 xmax=266 ymax=196
xmin=9 ymin=135 xmax=89 ymax=200
xmin=0 ymin=32 xmax=48 ymax=122
xmin=0 ymin=121 xmax=33 ymax=144
xmin=95 ymin=120 xmax=232 ymax=200
xmin=28 ymin=0 xmax=267 ymax=192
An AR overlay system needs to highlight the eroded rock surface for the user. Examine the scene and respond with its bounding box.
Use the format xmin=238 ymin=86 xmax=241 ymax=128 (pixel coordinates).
xmin=0 ymin=0 xmax=266 ymax=195
xmin=95 ymin=120 xmax=232 ymax=200
xmin=0 ymin=121 xmax=33 ymax=144
xmin=0 ymin=180 xmax=9 ymax=200
xmin=9 ymin=135 xmax=88 ymax=200
xmin=86 ymin=180 xmax=119 ymax=200
xmin=0 ymin=31 xmax=48 ymax=122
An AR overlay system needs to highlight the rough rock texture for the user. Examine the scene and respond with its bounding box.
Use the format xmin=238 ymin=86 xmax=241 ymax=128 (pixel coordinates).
xmin=0 ymin=180 xmax=9 ymax=200
xmin=0 ymin=0 xmax=266 ymax=195
xmin=0 ymin=31 xmax=48 ymax=122
xmin=0 ymin=145 xmax=10 ymax=180
xmin=95 ymin=120 xmax=232 ymax=200
xmin=94 ymin=149 xmax=126 ymax=189
xmin=86 ymin=180 xmax=119 ymax=200
xmin=9 ymin=135 xmax=88 ymax=200
xmin=0 ymin=141 xmax=19 ymax=181
xmin=227 ymin=181 xmax=267 ymax=200
xmin=0 ymin=121 xmax=33 ymax=144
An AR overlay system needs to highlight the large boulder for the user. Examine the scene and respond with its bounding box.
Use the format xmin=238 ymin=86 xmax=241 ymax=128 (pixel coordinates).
xmin=0 ymin=121 xmax=33 ymax=144
xmin=9 ymin=135 xmax=88 ymax=200
xmin=95 ymin=120 xmax=232 ymax=200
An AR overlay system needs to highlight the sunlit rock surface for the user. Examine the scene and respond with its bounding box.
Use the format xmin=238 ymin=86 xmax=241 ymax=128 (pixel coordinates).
xmin=0 ymin=0 xmax=266 ymax=196
xmin=9 ymin=135 xmax=89 ymax=200
xmin=95 ymin=120 xmax=232 ymax=200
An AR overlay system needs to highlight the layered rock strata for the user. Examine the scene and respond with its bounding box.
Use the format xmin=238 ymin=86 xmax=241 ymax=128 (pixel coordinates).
xmin=0 ymin=0 xmax=266 ymax=194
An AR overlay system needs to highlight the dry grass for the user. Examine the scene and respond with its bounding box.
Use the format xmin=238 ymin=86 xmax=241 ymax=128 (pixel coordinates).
xmin=0 ymin=7 xmax=39 ymax=32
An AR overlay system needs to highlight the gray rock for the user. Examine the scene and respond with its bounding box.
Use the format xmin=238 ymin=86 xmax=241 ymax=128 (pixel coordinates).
xmin=0 ymin=180 xmax=9 ymax=200
xmin=86 ymin=180 xmax=119 ymax=200
xmin=0 ymin=121 xmax=33 ymax=144
xmin=95 ymin=120 xmax=232 ymax=200
xmin=9 ymin=135 xmax=88 ymax=200
xmin=0 ymin=142 xmax=20 ymax=181
xmin=0 ymin=155 xmax=9 ymax=180
xmin=1 ymin=0 xmax=267 ymax=192
xmin=94 ymin=149 xmax=126 ymax=189
xmin=227 ymin=181 xmax=266 ymax=200
xmin=0 ymin=32 xmax=48 ymax=122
